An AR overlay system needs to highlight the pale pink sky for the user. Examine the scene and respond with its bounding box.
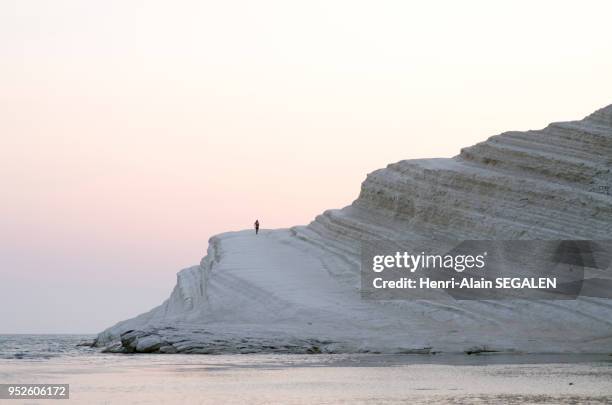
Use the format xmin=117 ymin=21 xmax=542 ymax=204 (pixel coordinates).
xmin=1 ymin=0 xmax=611 ymax=333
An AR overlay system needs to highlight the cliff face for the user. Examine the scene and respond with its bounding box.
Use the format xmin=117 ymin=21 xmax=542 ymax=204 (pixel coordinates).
xmin=96 ymin=105 xmax=612 ymax=354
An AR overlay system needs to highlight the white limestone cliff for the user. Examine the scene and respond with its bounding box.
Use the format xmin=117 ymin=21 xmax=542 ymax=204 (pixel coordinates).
xmin=96 ymin=105 xmax=612 ymax=354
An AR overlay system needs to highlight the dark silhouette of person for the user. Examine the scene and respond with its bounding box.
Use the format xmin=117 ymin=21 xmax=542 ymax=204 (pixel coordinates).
xmin=254 ymin=219 xmax=260 ymax=235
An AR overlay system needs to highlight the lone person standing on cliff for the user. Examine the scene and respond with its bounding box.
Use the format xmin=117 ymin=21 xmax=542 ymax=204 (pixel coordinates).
xmin=254 ymin=219 xmax=260 ymax=235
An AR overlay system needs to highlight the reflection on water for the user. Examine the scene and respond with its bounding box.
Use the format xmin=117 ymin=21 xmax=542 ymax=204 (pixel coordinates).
xmin=1 ymin=335 xmax=611 ymax=404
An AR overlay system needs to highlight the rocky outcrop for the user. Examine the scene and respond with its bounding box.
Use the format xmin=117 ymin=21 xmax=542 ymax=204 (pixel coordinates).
xmin=96 ymin=105 xmax=612 ymax=354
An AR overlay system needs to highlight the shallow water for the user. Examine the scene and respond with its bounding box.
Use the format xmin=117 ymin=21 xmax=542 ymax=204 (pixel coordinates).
xmin=1 ymin=335 xmax=611 ymax=404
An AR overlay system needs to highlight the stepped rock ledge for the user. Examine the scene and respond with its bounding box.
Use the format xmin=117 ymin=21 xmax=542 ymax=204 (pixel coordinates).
xmin=96 ymin=105 xmax=612 ymax=354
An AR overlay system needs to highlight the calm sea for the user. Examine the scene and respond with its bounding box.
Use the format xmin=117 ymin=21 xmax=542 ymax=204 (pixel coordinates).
xmin=1 ymin=334 xmax=611 ymax=404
